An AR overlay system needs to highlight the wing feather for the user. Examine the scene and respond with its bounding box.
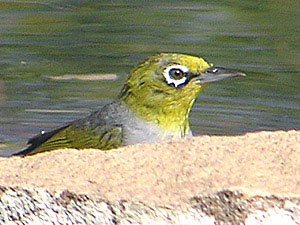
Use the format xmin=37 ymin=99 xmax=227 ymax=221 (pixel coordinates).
xmin=14 ymin=123 xmax=123 ymax=156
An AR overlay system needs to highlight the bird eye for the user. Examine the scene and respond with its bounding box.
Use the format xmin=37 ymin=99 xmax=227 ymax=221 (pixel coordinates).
xmin=169 ymin=68 xmax=185 ymax=80
xmin=163 ymin=65 xmax=189 ymax=88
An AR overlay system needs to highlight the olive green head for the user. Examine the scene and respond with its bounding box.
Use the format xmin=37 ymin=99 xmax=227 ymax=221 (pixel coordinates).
xmin=119 ymin=53 xmax=245 ymax=136
xmin=120 ymin=53 xmax=211 ymax=101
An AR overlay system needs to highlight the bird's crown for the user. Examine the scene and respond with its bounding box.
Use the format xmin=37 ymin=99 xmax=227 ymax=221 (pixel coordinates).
xmin=120 ymin=53 xmax=211 ymax=95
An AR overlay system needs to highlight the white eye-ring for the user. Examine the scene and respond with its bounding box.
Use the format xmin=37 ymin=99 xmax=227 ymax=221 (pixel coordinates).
xmin=163 ymin=65 xmax=189 ymax=87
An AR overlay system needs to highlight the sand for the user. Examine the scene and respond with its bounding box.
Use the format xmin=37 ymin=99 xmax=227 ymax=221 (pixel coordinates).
xmin=0 ymin=130 xmax=299 ymax=206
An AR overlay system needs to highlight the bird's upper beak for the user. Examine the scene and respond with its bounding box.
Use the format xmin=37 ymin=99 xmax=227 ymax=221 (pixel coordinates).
xmin=193 ymin=67 xmax=246 ymax=85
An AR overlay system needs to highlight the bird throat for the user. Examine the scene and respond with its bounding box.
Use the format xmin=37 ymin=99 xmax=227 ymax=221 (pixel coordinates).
xmin=119 ymin=85 xmax=203 ymax=138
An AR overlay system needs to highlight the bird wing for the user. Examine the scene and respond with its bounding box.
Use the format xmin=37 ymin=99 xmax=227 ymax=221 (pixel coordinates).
xmin=14 ymin=122 xmax=123 ymax=156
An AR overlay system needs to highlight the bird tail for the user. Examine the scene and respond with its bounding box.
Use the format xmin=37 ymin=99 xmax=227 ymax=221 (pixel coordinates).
xmin=13 ymin=125 xmax=69 ymax=156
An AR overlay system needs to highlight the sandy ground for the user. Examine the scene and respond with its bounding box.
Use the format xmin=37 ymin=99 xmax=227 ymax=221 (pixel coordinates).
xmin=0 ymin=130 xmax=299 ymax=206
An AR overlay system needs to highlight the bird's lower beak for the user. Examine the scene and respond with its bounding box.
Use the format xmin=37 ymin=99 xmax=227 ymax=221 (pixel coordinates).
xmin=193 ymin=67 xmax=246 ymax=85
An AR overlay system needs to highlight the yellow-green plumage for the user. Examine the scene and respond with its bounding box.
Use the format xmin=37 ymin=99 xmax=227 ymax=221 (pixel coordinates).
xmin=119 ymin=53 xmax=211 ymax=137
xmin=14 ymin=53 xmax=245 ymax=156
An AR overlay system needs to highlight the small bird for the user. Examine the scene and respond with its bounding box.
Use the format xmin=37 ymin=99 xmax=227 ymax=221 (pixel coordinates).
xmin=14 ymin=53 xmax=245 ymax=156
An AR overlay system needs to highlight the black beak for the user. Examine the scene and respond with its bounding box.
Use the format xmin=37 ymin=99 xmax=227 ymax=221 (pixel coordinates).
xmin=195 ymin=67 xmax=246 ymax=85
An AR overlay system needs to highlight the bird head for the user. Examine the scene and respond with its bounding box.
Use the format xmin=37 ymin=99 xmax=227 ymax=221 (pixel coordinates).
xmin=119 ymin=53 xmax=245 ymax=136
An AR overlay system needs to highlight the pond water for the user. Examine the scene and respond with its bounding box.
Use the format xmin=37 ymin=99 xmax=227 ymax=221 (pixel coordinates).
xmin=1 ymin=0 xmax=300 ymax=156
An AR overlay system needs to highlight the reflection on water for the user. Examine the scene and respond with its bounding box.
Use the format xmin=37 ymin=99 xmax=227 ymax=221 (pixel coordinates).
xmin=0 ymin=0 xmax=300 ymax=156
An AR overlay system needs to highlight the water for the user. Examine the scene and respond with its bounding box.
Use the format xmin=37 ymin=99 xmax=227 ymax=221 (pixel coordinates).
xmin=1 ymin=0 xmax=300 ymax=156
